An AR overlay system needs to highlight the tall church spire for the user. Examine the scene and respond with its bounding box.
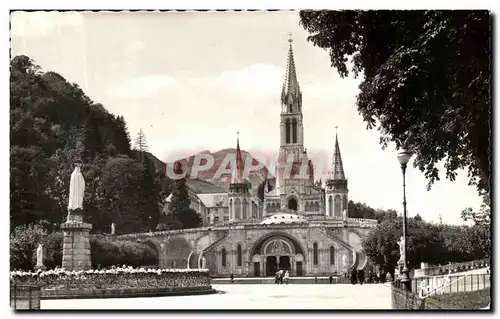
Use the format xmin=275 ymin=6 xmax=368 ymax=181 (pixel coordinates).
xmin=330 ymin=130 xmax=346 ymax=180
xmin=281 ymin=33 xmax=302 ymax=113
xmin=234 ymin=131 xmax=244 ymax=183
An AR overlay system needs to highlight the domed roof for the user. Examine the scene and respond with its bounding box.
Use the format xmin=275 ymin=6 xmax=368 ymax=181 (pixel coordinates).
xmin=260 ymin=213 xmax=308 ymax=225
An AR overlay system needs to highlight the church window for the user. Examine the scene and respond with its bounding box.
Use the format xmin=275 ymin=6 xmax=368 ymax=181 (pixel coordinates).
xmin=235 ymin=198 xmax=241 ymax=219
xmin=330 ymin=246 xmax=335 ymax=265
xmin=221 ymin=248 xmax=227 ymax=267
xmin=285 ymin=119 xmax=291 ymax=144
xmin=215 ymin=216 xmax=219 ymax=223
xmin=242 ymin=198 xmax=247 ymax=219
xmin=343 ymin=196 xmax=348 ymax=213
xmin=334 ymin=195 xmax=341 ymax=217
xmin=292 ymin=118 xmax=297 ymax=143
xmin=328 ymin=196 xmax=333 ymax=216
xmin=313 ymin=243 xmax=319 ymax=265
xmin=237 ymin=244 xmax=242 ymax=266
xmin=314 ymin=202 xmax=319 ymax=211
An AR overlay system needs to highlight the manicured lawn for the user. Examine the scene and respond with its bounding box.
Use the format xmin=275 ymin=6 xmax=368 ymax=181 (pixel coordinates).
xmin=431 ymin=289 xmax=490 ymax=309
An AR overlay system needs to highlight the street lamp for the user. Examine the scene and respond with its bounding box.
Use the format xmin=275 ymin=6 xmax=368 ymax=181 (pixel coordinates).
xmin=397 ymin=149 xmax=412 ymax=291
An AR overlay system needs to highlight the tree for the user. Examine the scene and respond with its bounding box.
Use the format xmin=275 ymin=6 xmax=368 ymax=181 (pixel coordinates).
xmin=300 ymin=11 xmax=491 ymax=193
xmin=100 ymin=156 xmax=145 ymax=234
xmin=460 ymin=195 xmax=491 ymax=258
xmin=134 ymin=129 xmax=148 ymax=162
xmin=414 ymin=214 xmax=423 ymax=222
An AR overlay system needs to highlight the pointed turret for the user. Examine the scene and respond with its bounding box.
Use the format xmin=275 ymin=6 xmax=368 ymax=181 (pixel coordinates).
xmin=325 ymin=129 xmax=348 ymax=218
xmin=234 ymin=131 xmax=244 ymax=183
xmin=330 ymin=133 xmax=346 ymax=180
xmin=281 ymin=33 xmax=302 ymax=113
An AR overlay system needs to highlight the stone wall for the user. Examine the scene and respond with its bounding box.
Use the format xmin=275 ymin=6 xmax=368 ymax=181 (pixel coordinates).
xmin=391 ymin=285 xmax=453 ymax=310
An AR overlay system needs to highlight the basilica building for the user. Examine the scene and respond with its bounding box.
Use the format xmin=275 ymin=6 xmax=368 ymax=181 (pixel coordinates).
xmin=158 ymin=37 xmax=377 ymax=277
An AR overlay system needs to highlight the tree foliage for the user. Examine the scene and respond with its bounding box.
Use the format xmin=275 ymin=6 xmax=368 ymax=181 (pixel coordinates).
xmin=347 ymin=200 xmax=398 ymax=222
xmin=10 ymin=224 xmax=48 ymax=271
xmin=164 ymin=162 xmax=202 ymax=229
xmin=10 ymin=55 xmax=169 ymax=235
xmin=362 ymin=216 xmax=490 ymax=272
xmin=300 ymin=10 xmax=491 ymax=193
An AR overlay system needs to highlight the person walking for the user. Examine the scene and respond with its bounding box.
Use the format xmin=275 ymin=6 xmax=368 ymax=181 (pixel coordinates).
xmin=230 ymin=273 xmax=234 ymax=284
xmin=275 ymin=270 xmax=280 ymax=284
xmin=329 ymin=275 xmax=333 ymax=284
xmin=350 ymin=268 xmax=357 ymax=285
xmin=280 ymin=269 xmax=285 ymax=284
xmin=358 ymin=270 xmax=365 ymax=285
xmin=284 ymin=270 xmax=290 ymax=284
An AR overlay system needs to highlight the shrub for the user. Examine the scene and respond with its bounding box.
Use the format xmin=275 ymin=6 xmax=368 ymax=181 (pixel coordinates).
xmin=10 ymin=224 xmax=48 ymax=271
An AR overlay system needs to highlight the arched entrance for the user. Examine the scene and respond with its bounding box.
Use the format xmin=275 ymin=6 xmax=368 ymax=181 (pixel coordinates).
xmin=288 ymin=198 xmax=298 ymax=211
xmin=249 ymin=232 xmax=306 ymax=277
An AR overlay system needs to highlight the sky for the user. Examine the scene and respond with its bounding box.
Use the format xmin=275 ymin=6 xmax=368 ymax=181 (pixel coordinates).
xmin=9 ymin=11 xmax=484 ymax=225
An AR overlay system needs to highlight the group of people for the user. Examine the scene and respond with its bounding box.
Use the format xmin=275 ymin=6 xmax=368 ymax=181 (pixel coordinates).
xmin=274 ymin=269 xmax=290 ymax=284
xmin=349 ymin=269 xmax=393 ymax=285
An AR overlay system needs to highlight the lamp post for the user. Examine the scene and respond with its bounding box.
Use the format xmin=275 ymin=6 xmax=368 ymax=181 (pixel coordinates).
xmin=397 ymin=149 xmax=412 ymax=291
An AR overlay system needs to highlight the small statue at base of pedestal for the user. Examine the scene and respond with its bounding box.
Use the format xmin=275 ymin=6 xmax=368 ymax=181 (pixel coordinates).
xmin=201 ymin=256 xmax=207 ymax=269
xmin=34 ymin=244 xmax=46 ymax=271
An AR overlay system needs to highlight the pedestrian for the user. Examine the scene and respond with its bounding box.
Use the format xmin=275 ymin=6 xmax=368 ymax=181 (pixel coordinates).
xmin=329 ymin=275 xmax=333 ymax=284
xmin=358 ymin=269 xmax=365 ymax=285
xmin=350 ymin=268 xmax=357 ymax=285
xmin=314 ymin=276 xmax=318 ymax=284
xmin=284 ymin=270 xmax=290 ymax=284
xmin=230 ymin=273 xmax=234 ymax=283
xmin=386 ymin=272 xmax=393 ymax=283
xmin=280 ymin=269 xmax=285 ymax=284
xmin=275 ymin=270 xmax=280 ymax=284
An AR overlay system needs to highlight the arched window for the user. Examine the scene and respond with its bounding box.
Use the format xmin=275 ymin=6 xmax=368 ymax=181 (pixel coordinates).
xmin=343 ymin=196 xmax=348 ymax=214
xmin=313 ymin=242 xmax=318 ymax=265
xmin=314 ymin=202 xmax=319 ymax=211
xmin=328 ymin=196 xmax=333 ymax=216
xmin=242 ymin=198 xmax=247 ymax=219
xmin=292 ymin=118 xmax=297 ymax=143
xmin=334 ymin=195 xmax=342 ymax=217
xmin=237 ymin=244 xmax=242 ymax=267
xmin=221 ymin=248 xmax=227 ymax=267
xmin=330 ymin=246 xmax=335 ymax=265
xmin=285 ymin=119 xmax=291 ymax=144
xmin=229 ymin=199 xmax=233 ymax=219
xmin=235 ymin=198 xmax=241 ymax=219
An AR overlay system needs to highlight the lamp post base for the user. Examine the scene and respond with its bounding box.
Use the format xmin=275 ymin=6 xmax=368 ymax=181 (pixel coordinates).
xmin=401 ymin=267 xmax=411 ymax=292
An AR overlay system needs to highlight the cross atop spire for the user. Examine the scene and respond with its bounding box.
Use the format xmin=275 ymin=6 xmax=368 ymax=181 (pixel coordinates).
xmin=288 ymin=32 xmax=293 ymax=43
xmin=335 ymin=125 xmax=339 ymax=135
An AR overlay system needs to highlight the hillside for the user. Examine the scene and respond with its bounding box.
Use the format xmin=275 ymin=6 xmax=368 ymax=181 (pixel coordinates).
xmin=166 ymin=148 xmax=276 ymax=195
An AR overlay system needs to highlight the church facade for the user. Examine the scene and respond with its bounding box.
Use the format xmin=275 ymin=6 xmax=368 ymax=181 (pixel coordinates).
xmin=155 ymin=37 xmax=377 ymax=277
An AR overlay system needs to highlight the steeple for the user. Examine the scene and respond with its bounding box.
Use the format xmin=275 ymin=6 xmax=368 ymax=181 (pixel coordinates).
xmin=330 ymin=130 xmax=346 ymax=180
xmin=233 ymin=131 xmax=244 ymax=183
xmin=281 ymin=33 xmax=302 ymax=113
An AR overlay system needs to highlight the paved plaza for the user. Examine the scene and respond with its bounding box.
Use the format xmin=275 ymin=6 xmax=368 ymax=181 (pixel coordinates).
xmin=41 ymin=283 xmax=392 ymax=310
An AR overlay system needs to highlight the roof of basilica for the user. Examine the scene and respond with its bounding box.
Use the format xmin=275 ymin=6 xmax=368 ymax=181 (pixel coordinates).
xmin=260 ymin=212 xmax=308 ymax=225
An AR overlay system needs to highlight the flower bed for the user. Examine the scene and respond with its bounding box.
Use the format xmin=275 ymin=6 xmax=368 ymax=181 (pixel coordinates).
xmin=10 ymin=266 xmax=214 ymax=299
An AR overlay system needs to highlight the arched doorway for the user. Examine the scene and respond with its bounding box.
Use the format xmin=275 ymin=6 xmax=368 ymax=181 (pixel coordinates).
xmin=288 ymin=198 xmax=298 ymax=211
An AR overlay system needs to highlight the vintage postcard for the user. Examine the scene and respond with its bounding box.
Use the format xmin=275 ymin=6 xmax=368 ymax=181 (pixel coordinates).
xmin=8 ymin=9 xmax=492 ymax=311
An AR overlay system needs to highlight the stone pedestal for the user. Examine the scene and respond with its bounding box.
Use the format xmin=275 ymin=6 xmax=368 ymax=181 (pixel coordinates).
xmin=61 ymin=210 xmax=92 ymax=271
